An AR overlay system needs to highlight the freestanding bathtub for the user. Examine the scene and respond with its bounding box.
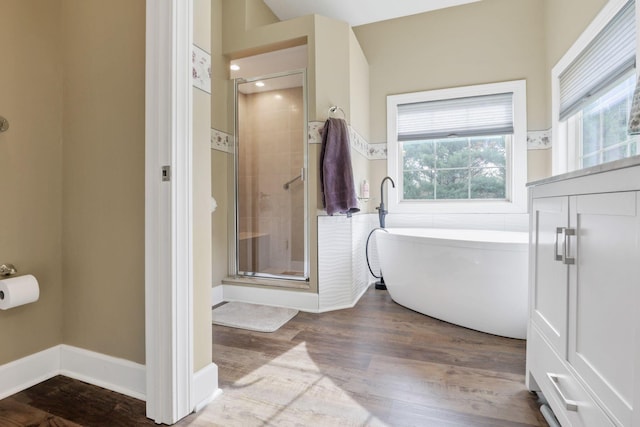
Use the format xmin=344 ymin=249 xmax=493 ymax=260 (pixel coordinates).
xmin=375 ymin=228 xmax=529 ymax=339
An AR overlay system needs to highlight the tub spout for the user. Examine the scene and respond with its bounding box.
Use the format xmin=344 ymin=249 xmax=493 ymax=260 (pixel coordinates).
xmin=376 ymin=176 xmax=395 ymax=228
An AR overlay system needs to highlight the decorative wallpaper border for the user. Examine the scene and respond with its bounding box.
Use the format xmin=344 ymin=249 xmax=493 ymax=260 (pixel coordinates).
xmin=367 ymin=143 xmax=387 ymax=160
xmin=350 ymin=128 xmax=387 ymax=160
xmin=308 ymin=121 xmax=324 ymax=144
xmin=217 ymin=122 xmax=551 ymax=157
xmin=308 ymin=121 xmax=385 ymax=160
xmin=211 ymin=128 xmax=233 ymax=153
xmin=527 ymin=130 xmax=552 ymax=150
xmin=192 ymin=44 xmax=211 ymax=94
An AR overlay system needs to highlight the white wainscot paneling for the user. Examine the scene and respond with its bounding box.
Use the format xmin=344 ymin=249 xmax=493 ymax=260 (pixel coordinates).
xmin=318 ymin=216 xmax=354 ymax=311
xmin=351 ymin=215 xmax=373 ymax=299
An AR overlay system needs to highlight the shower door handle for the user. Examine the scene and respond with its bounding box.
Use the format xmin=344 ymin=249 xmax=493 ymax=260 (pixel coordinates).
xmin=283 ymin=171 xmax=304 ymax=190
xmin=300 ymin=167 xmax=305 ymax=182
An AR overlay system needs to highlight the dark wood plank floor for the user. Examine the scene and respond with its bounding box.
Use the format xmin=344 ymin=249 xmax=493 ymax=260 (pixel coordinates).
xmin=0 ymin=287 xmax=547 ymax=426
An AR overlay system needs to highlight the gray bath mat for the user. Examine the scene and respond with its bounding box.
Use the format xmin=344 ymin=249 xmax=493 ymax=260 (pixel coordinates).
xmin=212 ymin=301 xmax=298 ymax=332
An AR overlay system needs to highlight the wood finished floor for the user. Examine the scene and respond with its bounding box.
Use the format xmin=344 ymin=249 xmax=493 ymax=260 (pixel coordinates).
xmin=0 ymin=287 xmax=547 ymax=426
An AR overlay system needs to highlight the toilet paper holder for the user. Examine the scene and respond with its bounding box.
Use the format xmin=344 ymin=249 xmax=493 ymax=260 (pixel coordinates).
xmin=0 ymin=264 xmax=17 ymax=276
xmin=0 ymin=116 xmax=9 ymax=133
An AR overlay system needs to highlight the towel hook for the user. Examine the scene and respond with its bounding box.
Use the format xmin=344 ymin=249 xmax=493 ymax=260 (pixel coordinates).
xmin=0 ymin=116 xmax=8 ymax=133
xmin=328 ymin=106 xmax=346 ymax=120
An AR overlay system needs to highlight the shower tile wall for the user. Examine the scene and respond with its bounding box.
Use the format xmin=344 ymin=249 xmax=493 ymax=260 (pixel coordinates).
xmin=238 ymin=87 xmax=304 ymax=274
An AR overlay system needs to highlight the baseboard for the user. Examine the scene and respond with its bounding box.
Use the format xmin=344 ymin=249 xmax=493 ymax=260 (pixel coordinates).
xmin=0 ymin=347 xmax=59 ymax=400
xmin=192 ymin=362 xmax=221 ymax=413
xmin=215 ymin=282 xmax=372 ymax=313
xmin=317 ymin=283 xmax=373 ymax=313
xmin=221 ymin=284 xmax=319 ymax=312
xmin=0 ymin=345 xmax=223 ymax=409
xmin=0 ymin=345 xmax=146 ymax=402
xmin=211 ymin=285 xmax=224 ymax=306
xmin=59 ymin=345 xmax=146 ymax=401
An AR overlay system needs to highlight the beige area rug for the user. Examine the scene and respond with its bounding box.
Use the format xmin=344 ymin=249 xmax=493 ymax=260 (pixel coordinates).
xmin=212 ymin=301 xmax=299 ymax=332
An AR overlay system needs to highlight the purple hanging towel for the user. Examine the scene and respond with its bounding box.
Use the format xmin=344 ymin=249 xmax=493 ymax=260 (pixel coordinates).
xmin=320 ymin=117 xmax=360 ymax=217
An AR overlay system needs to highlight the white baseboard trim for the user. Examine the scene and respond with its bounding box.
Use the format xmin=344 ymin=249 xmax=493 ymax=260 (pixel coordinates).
xmin=221 ymin=284 xmax=319 ymax=312
xmin=192 ymin=362 xmax=221 ymax=413
xmin=211 ymin=285 xmax=224 ymax=306
xmin=0 ymin=344 xmax=146 ymax=402
xmin=317 ymin=283 xmax=373 ymax=313
xmin=215 ymin=282 xmax=372 ymax=314
xmin=59 ymin=345 xmax=146 ymax=401
xmin=0 ymin=347 xmax=60 ymax=400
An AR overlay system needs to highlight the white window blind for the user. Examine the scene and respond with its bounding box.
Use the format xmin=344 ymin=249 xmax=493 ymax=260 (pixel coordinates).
xmin=397 ymin=92 xmax=514 ymax=141
xmin=559 ymin=0 xmax=636 ymax=121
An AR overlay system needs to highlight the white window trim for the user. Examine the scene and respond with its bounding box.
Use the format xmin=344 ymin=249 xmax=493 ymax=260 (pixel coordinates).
xmin=386 ymin=80 xmax=528 ymax=214
xmin=552 ymin=0 xmax=638 ymax=175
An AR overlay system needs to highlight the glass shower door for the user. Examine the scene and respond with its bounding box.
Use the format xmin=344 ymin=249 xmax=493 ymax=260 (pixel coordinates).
xmin=235 ymin=70 xmax=308 ymax=281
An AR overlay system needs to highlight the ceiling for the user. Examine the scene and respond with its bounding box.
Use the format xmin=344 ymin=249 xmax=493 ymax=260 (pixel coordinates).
xmin=262 ymin=0 xmax=481 ymax=27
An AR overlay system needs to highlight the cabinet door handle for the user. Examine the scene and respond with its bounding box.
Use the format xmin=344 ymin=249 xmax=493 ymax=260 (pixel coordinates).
xmin=547 ymin=373 xmax=579 ymax=412
xmin=554 ymin=227 xmax=564 ymax=262
xmin=563 ymin=228 xmax=576 ymax=265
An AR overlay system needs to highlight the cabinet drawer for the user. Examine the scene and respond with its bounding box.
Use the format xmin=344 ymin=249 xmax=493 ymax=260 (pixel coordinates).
xmin=529 ymin=325 xmax=615 ymax=427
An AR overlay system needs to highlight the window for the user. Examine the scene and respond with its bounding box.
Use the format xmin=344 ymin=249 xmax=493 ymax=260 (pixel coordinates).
xmin=403 ymin=135 xmax=509 ymax=201
xmin=387 ymin=80 xmax=527 ymax=214
xmin=553 ymin=0 xmax=637 ymax=173
xmin=573 ymin=73 xmax=638 ymax=168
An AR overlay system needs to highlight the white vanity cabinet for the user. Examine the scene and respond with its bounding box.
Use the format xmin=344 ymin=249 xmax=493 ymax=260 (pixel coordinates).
xmin=527 ymin=159 xmax=640 ymax=427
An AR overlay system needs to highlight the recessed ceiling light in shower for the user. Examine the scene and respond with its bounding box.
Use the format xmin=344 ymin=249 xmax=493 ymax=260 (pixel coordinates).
xmin=230 ymin=64 xmax=240 ymax=71
xmin=255 ymin=81 xmax=265 ymax=87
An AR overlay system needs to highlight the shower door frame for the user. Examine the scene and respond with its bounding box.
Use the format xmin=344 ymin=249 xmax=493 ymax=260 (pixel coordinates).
xmin=233 ymin=69 xmax=309 ymax=282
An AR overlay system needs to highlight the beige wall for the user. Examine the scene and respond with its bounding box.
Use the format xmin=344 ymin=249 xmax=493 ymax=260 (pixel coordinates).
xmin=349 ymin=31 xmax=371 ymax=141
xmin=61 ymin=0 xmax=146 ymax=363
xmin=193 ymin=0 xmax=213 ymax=372
xmin=0 ymin=0 xmax=614 ymax=375
xmin=545 ymin=0 xmax=609 ymax=74
xmin=354 ymin=0 xmax=547 ymax=140
xmin=0 ymin=0 xmax=64 ymax=365
xmin=212 ymin=0 xmax=232 ymax=133
xmin=246 ymin=0 xmax=279 ymax=30
xmin=3 ymin=0 xmax=212 ymax=371
xmin=211 ymin=0 xmax=618 ymax=307
xmin=313 ymin=16 xmax=351 ymax=122
xmin=348 ymin=30 xmax=372 ymax=211
xmin=222 ymin=1 xmax=312 ymax=62
xmin=353 ymin=0 xmax=548 ymax=181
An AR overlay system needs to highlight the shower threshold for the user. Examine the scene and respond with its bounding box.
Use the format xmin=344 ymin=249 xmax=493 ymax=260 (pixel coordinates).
xmin=223 ymin=275 xmax=310 ymax=290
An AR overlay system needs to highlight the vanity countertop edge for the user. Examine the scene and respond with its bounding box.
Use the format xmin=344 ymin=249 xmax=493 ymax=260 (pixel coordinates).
xmin=527 ymin=154 xmax=640 ymax=187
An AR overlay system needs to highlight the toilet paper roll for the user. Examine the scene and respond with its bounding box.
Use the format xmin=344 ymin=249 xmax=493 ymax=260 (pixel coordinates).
xmin=0 ymin=274 xmax=40 ymax=310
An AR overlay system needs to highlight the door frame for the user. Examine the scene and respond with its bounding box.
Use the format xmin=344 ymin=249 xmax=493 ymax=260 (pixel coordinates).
xmin=232 ymin=69 xmax=310 ymax=282
xmin=145 ymin=1 xmax=194 ymax=424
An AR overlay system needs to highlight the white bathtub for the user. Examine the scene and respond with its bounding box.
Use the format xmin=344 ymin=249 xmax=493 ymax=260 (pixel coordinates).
xmin=375 ymin=228 xmax=528 ymax=339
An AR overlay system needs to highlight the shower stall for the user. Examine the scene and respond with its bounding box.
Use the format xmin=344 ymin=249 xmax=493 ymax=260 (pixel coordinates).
xmin=234 ymin=70 xmax=308 ymax=282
